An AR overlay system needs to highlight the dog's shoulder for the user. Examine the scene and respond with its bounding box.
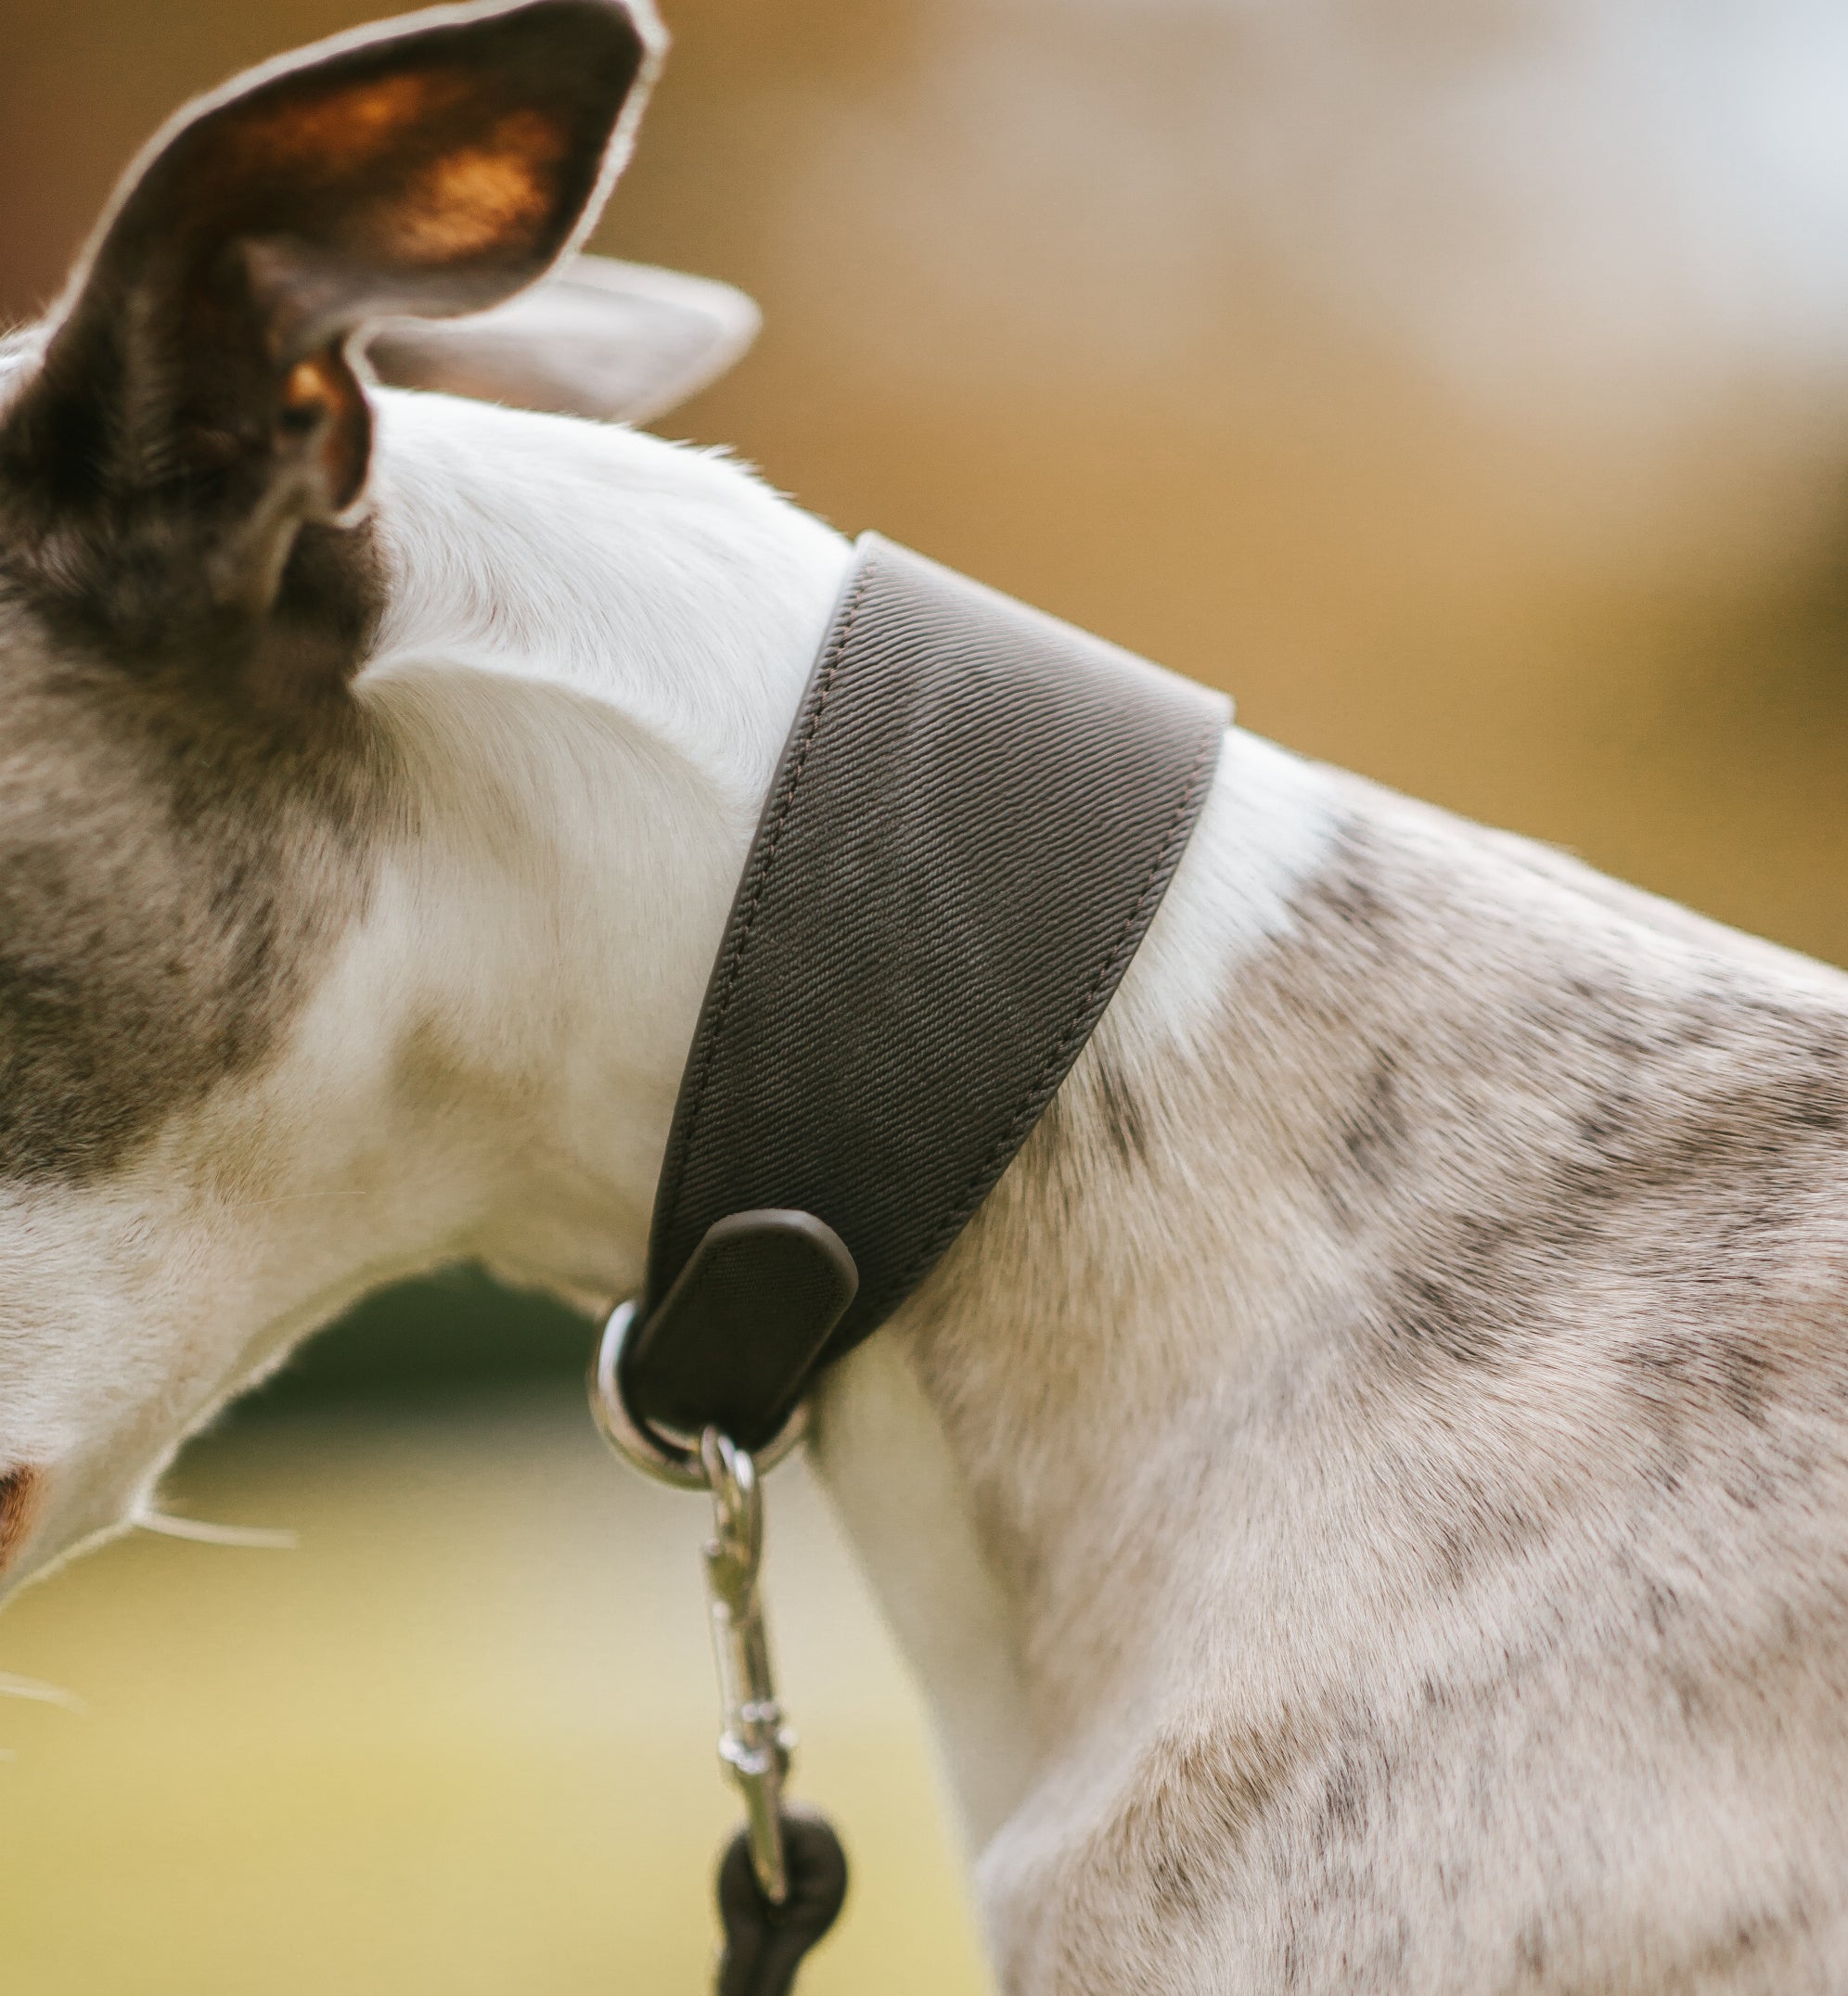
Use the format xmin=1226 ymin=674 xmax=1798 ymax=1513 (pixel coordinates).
xmin=969 ymin=761 xmax=1848 ymax=1991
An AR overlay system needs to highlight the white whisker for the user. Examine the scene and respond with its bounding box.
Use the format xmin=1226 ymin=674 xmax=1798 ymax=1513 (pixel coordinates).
xmin=0 ymin=1672 xmax=85 ymax=1712
xmin=135 ymin=1511 xmax=298 ymax=1551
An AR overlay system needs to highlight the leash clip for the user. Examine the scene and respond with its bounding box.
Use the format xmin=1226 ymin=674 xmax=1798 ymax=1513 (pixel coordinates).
xmin=699 ymin=1427 xmax=796 ymax=1905
xmin=592 ymin=1298 xmax=849 ymax=1988
xmin=592 ymin=1299 xmax=802 ymax=1905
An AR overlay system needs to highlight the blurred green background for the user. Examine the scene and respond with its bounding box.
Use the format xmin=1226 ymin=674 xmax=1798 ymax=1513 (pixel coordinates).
xmin=3 ymin=0 xmax=1847 ymax=1989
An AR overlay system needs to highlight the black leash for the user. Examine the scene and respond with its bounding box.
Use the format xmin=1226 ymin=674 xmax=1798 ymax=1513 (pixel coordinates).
xmin=592 ymin=535 xmax=1226 ymax=1991
xmin=715 ymin=1812 xmax=849 ymax=1996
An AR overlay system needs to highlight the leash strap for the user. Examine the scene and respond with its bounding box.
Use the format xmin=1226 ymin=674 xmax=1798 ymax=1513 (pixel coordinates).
xmin=715 ymin=1812 xmax=848 ymax=1996
xmin=620 ymin=534 xmax=1228 ymax=1450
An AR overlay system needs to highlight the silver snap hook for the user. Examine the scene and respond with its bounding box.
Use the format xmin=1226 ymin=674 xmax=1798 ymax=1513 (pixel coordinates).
xmin=699 ymin=1427 xmax=796 ymax=1906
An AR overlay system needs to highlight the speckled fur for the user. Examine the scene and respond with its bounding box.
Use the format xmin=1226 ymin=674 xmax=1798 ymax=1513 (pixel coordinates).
xmin=845 ymin=767 xmax=1848 ymax=1991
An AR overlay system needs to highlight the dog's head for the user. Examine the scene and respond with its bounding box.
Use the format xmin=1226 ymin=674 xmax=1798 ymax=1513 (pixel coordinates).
xmin=0 ymin=0 xmax=669 ymax=1589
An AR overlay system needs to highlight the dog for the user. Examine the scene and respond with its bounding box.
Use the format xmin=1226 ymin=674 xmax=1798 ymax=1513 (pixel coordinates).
xmin=4 ymin=3 xmax=1848 ymax=1989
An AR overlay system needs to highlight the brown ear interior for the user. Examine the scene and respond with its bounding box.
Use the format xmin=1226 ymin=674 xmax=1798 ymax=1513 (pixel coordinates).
xmin=127 ymin=4 xmax=655 ymax=345
xmin=1 ymin=0 xmax=657 ymax=627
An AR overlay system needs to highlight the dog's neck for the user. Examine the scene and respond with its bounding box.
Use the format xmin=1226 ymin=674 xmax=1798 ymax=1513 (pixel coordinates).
xmin=331 ymin=389 xmax=1327 ymax=1332
xmin=142 ymin=385 xmax=1840 ymax=1901
xmin=318 ymin=390 xmax=1341 ymax=1859
xmin=156 ymin=393 xmax=849 ymax=1381
xmin=343 ymin=391 xmax=858 ymax=1305
xmin=166 ymin=389 xmax=1325 ymax=1850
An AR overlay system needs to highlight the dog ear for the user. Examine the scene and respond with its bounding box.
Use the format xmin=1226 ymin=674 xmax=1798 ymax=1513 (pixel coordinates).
xmin=367 ymin=255 xmax=761 ymax=426
xmin=0 ymin=0 xmax=660 ymax=639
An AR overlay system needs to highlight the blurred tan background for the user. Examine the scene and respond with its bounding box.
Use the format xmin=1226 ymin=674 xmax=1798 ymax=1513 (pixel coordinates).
xmin=4 ymin=0 xmax=1848 ymax=1990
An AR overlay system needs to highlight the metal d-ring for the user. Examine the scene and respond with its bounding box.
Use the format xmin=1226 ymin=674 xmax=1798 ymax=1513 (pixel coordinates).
xmin=591 ymin=1298 xmax=810 ymax=1491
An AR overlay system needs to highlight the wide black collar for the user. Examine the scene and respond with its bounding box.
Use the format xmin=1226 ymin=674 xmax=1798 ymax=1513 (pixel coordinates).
xmin=616 ymin=534 xmax=1227 ymax=1451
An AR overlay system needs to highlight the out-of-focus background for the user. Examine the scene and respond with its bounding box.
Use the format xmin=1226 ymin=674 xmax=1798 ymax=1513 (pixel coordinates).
xmin=3 ymin=0 xmax=1847 ymax=1989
